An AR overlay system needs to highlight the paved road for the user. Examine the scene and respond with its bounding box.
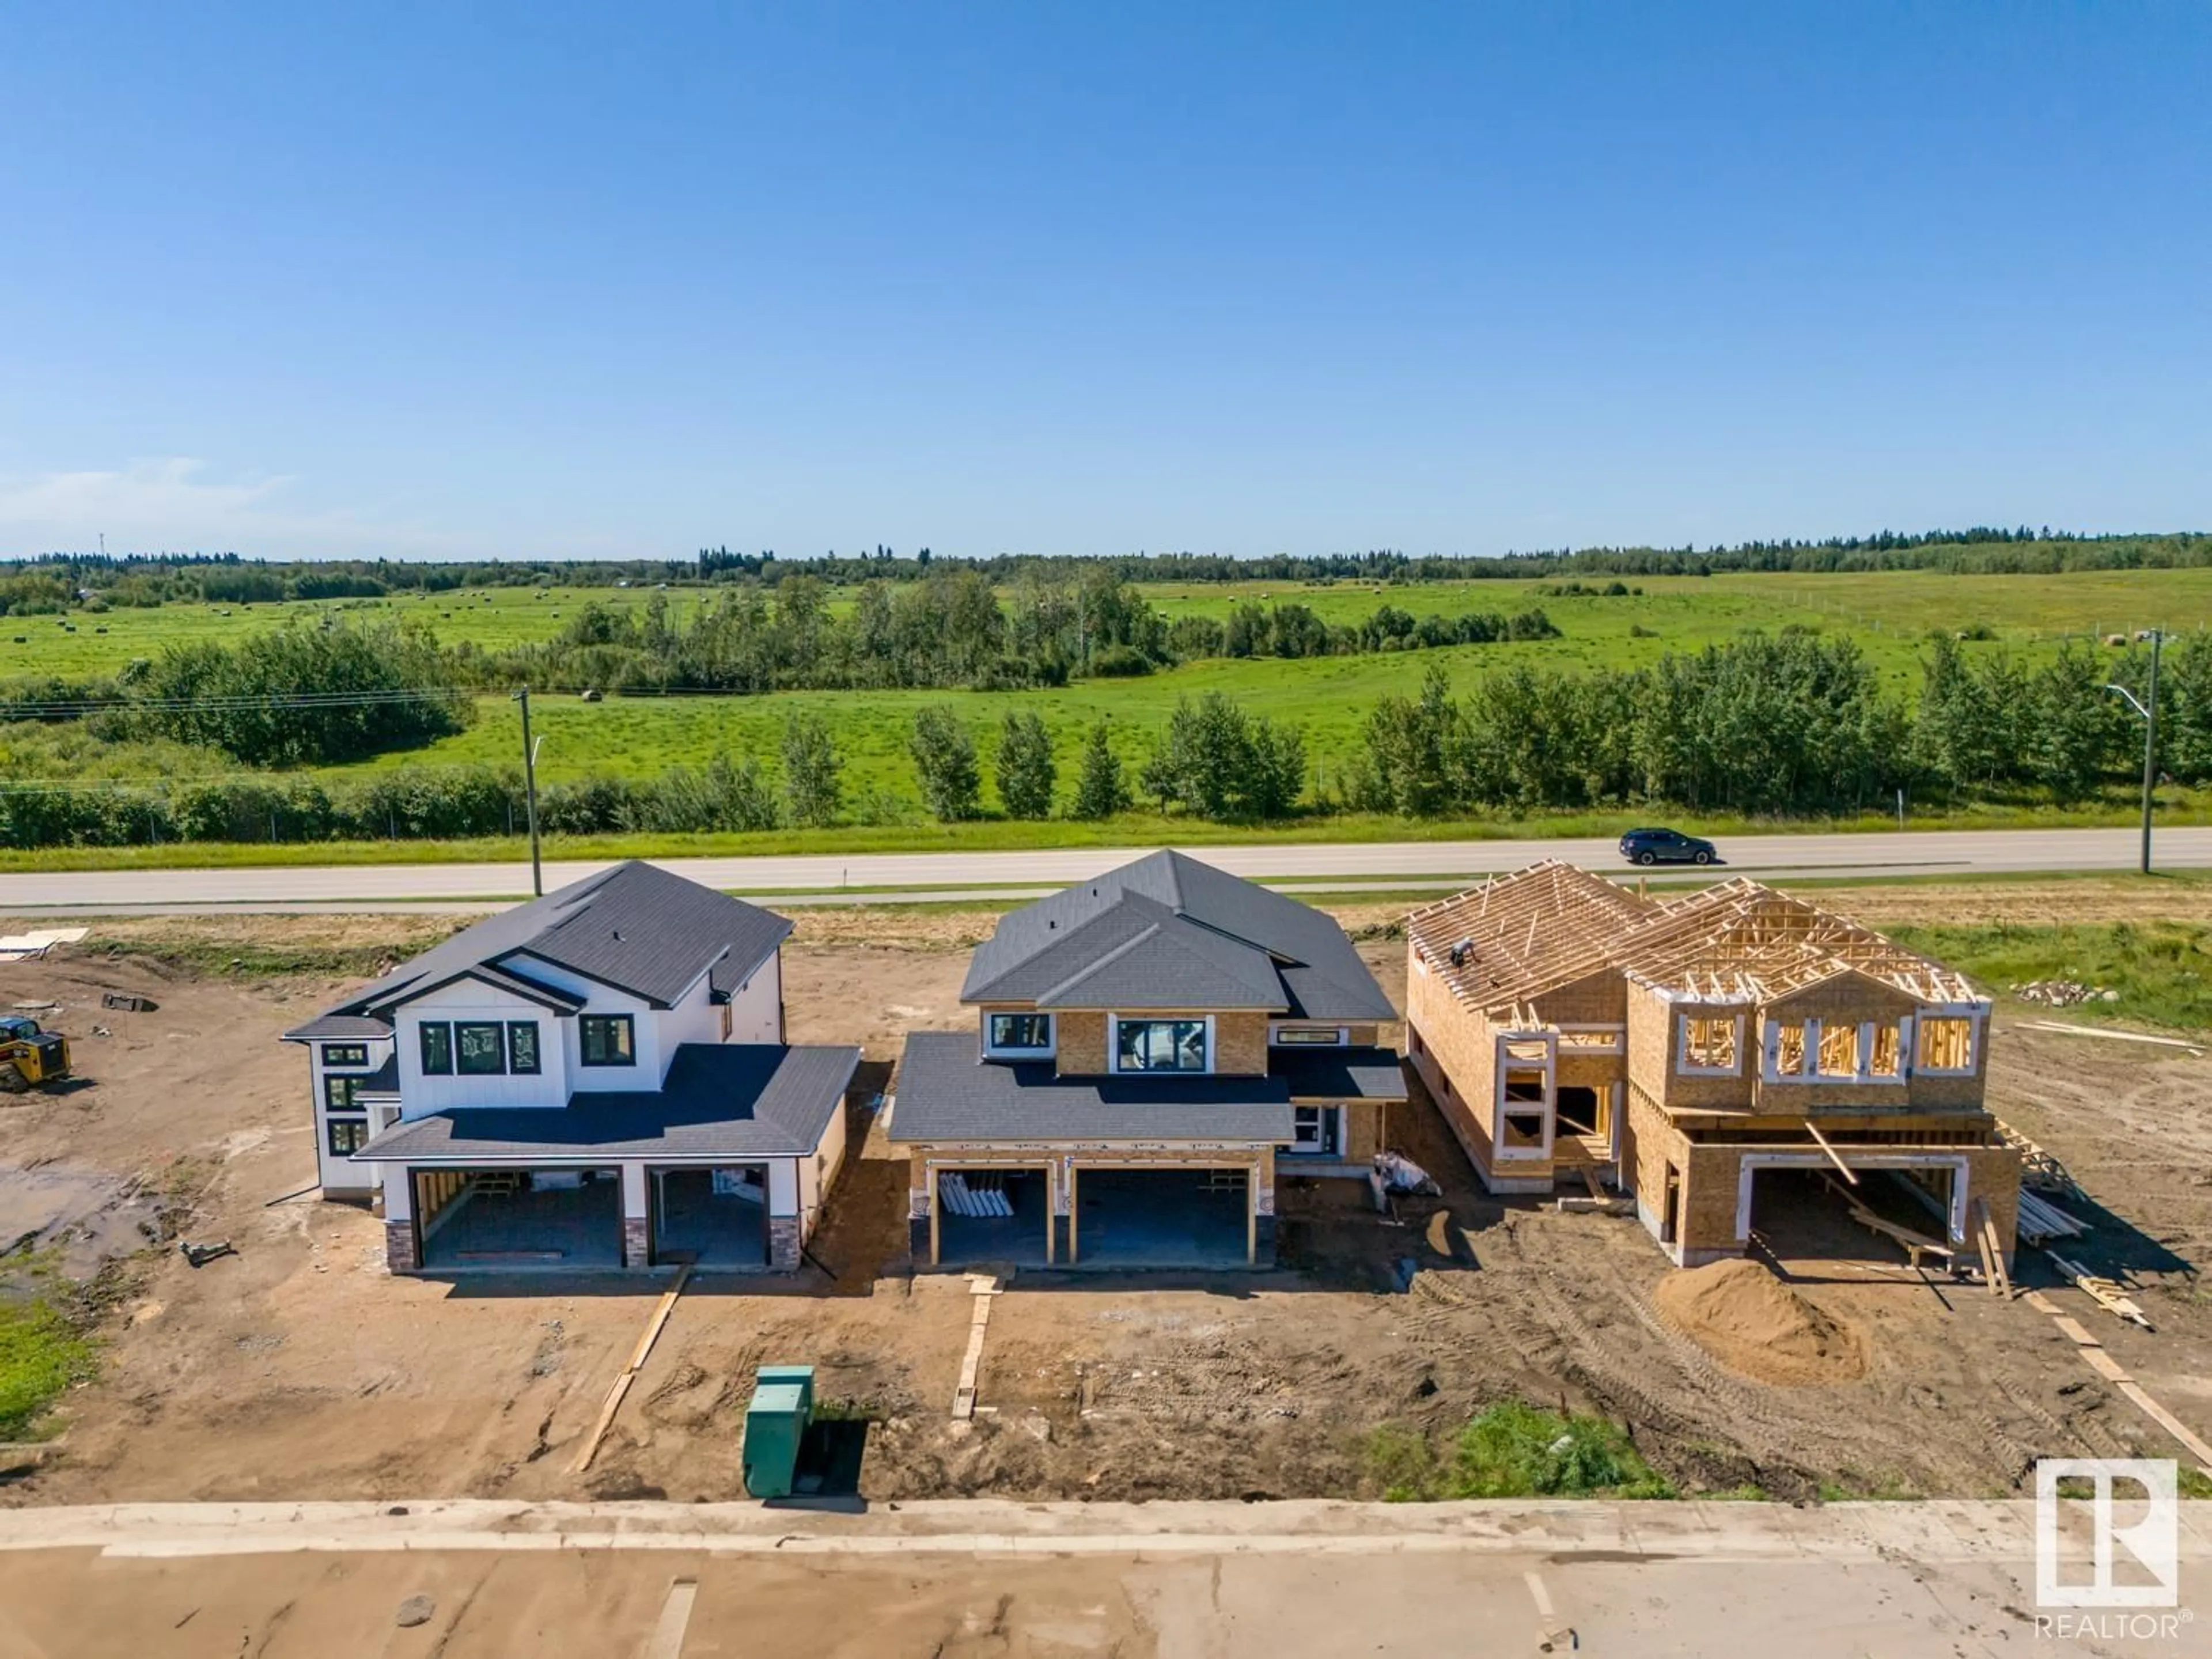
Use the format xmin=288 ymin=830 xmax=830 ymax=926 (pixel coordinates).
xmin=0 ymin=1497 xmax=2202 ymax=1656
xmin=2 ymin=826 xmax=2207 ymax=915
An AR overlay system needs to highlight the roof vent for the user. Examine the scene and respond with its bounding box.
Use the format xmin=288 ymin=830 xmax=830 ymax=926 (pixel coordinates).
xmin=1448 ymin=937 xmax=1472 ymax=968
xmin=1048 ymin=920 xmax=1056 ymax=930
xmin=612 ymin=930 xmax=623 ymax=942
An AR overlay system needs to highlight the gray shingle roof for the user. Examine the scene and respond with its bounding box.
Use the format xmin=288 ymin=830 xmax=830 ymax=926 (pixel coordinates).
xmin=352 ymin=1043 xmax=859 ymax=1162
xmin=887 ymin=1031 xmax=1296 ymax=1145
xmin=1272 ymin=1046 xmax=1409 ymax=1101
xmin=961 ymin=850 xmax=1395 ymax=1021
xmin=282 ymin=1013 xmax=395 ymax=1042
xmin=308 ymin=862 xmax=793 ymax=1024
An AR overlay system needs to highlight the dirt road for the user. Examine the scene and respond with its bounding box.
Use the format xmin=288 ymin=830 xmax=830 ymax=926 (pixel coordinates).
xmin=1 ymin=923 xmax=2208 ymax=1510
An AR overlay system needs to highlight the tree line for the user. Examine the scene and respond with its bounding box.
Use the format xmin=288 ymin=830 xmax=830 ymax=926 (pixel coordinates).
xmin=12 ymin=529 xmax=2211 ymax=618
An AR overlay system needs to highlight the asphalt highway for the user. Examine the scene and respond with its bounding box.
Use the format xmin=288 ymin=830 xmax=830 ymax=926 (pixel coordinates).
xmin=2 ymin=824 xmax=2206 ymax=914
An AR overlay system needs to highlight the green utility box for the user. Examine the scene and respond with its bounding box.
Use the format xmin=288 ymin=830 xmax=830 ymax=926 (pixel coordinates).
xmin=741 ymin=1363 xmax=816 ymax=1499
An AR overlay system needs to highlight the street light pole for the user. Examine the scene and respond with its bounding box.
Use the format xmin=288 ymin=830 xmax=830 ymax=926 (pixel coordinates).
xmin=2140 ymin=630 xmax=2162 ymax=877
xmin=514 ymin=686 xmax=543 ymax=897
xmin=2104 ymin=629 xmax=2162 ymax=877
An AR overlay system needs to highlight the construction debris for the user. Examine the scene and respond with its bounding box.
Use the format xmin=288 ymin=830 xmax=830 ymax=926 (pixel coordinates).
xmin=0 ymin=929 xmax=88 ymax=963
xmin=2012 ymin=980 xmax=2111 ymax=1008
xmin=1373 ymin=1152 xmax=1440 ymax=1196
xmin=178 ymin=1241 xmax=235 ymax=1268
xmin=2047 ymin=1253 xmax=2153 ymax=1330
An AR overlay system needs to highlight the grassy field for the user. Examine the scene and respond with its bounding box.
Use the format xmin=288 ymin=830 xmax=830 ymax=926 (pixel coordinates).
xmin=5 ymin=568 xmax=2211 ymax=859
xmin=11 ymin=566 xmax=2211 ymax=683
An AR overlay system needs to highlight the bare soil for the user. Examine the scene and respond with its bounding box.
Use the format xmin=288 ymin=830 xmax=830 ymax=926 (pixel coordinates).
xmin=1652 ymin=1259 xmax=1866 ymax=1387
xmin=1 ymin=921 xmax=2207 ymax=1509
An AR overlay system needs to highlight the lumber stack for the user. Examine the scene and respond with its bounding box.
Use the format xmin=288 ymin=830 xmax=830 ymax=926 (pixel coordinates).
xmin=940 ymin=1172 xmax=1015 ymax=1218
xmin=2016 ymin=1189 xmax=2088 ymax=1245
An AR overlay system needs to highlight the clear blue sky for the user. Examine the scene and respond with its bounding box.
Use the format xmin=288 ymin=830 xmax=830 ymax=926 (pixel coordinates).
xmin=3 ymin=3 xmax=2208 ymax=562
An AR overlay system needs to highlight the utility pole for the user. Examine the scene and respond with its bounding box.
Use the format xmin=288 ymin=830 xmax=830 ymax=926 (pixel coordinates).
xmin=2104 ymin=630 xmax=2162 ymax=877
xmin=514 ymin=686 xmax=543 ymax=897
xmin=2141 ymin=630 xmax=2162 ymax=877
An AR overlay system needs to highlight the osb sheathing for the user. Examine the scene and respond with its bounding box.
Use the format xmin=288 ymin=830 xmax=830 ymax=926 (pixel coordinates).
xmin=1407 ymin=950 xmax=1499 ymax=1141
xmin=1214 ymin=1012 xmax=1271 ymax=1077
xmin=1626 ymin=982 xmax=1756 ymax=1113
xmin=1056 ymin=1010 xmax=1108 ymax=1075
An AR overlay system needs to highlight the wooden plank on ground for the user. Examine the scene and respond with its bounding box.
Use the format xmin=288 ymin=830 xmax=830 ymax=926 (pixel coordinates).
xmin=2052 ymin=1315 xmax=2101 ymax=1347
xmin=2080 ymin=1346 xmax=2134 ymax=1384
xmin=1580 ymin=1167 xmax=1606 ymax=1201
xmin=2024 ymin=1289 xmax=2062 ymax=1315
xmin=2116 ymin=1380 xmax=2212 ymax=1473
xmin=952 ymin=1275 xmax=998 ymax=1420
xmin=1971 ymin=1196 xmax=2011 ymax=1298
xmin=569 ymin=1264 xmax=692 ymax=1475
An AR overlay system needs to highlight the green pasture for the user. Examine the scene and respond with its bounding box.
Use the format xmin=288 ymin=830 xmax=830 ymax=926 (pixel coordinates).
xmin=9 ymin=566 xmax=2212 ymax=685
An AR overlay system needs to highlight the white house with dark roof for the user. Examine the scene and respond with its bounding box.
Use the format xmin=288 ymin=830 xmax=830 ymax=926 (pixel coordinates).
xmin=888 ymin=850 xmax=1405 ymax=1270
xmin=283 ymin=861 xmax=858 ymax=1275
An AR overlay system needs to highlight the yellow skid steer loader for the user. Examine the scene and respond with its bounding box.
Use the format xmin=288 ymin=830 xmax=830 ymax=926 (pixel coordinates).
xmin=0 ymin=1014 xmax=70 ymax=1094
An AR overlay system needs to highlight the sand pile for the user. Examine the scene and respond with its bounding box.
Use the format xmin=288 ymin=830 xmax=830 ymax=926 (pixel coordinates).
xmin=1652 ymin=1259 xmax=1868 ymax=1386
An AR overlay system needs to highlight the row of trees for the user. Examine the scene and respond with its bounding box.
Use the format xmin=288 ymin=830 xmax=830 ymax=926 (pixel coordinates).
xmin=17 ymin=531 xmax=2210 ymax=615
xmin=457 ymin=578 xmax=1554 ymax=698
xmin=1349 ymin=631 xmax=2206 ymax=819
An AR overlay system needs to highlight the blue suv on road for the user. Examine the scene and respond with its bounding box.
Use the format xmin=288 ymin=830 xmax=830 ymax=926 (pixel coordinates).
xmin=1619 ymin=827 xmax=1718 ymax=867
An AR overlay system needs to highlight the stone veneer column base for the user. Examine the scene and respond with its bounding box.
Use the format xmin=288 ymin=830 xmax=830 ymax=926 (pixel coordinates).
xmin=384 ymin=1219 xmax=419 ymax=1274
xmin=622 ymin=1217 xmax=651 ymax=1270
xmin=768 ymin=1215 xmax=802 ymax=1271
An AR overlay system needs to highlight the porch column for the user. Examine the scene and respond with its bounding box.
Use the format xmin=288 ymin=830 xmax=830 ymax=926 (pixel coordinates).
xmin=381 ymin=1166 xmax=419 ymax=1274
xmin=1251 ymin=1152 xmax=1277 ymax=1268
xmin=620 ymin=1163 xmax=650 ymax=1269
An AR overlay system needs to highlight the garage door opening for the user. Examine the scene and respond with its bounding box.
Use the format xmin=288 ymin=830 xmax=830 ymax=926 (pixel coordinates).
xmin=652 ymin=1166 xmax=770 ymax=1268
xmin=415 ymin=1167 xmax=621 ymax=1270
xmin=1075 ymin=1168 xmax=1249 ymax=1268
xmin=934 ymin=1167 xmax=1051 ymax=1268
xmin=1747 ymin=1166 xmax=1958 ymax=1268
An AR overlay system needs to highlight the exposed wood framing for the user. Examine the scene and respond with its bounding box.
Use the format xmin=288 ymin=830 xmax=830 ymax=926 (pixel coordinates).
xmin=1408 ymin=862 xmax=1978 ymax=1027
xmin=1805 ymin=1121 xmax=1859 ymax=1185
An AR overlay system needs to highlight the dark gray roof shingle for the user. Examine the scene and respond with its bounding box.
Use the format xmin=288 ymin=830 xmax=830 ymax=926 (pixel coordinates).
xmin=1272 ymin=1046 xmax=1409 ymax=1101
xmin=308 ymin=862 xmax=793 ymax=1024
xmin=353 ymin=1043 xmax=859 ymax=1162
xmin=887 ymin=1031 xmax=1295 ymax=1145
xmin=961 ymin=850 xmax=1393 ymax=1021
xmin=282 ymin=1013 xmax=395 ymax=1042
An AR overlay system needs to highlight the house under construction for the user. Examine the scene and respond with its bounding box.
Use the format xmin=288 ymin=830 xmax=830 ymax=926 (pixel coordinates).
xmin=1405 ymin=862 xmax=2020 ymax=1267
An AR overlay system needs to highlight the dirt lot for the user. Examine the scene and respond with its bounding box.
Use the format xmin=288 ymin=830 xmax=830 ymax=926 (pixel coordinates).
xmin=2 ymin=913 xmax=2209 ymax=1508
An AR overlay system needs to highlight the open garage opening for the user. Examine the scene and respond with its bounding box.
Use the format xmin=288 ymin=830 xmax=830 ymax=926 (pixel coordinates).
xmin=1746 ymin=1164 xmax=1959 ymax=1270
xmin=935 ymin=1166 xmax=1051 ymax=1268
xmin=651 ymin=1165 xmax=770 ymax=1268
xmin=414 ymin=1167 xmax=622 ymax=1271
xmin=1075 ymin=1166 xmax=1251 ymax=1269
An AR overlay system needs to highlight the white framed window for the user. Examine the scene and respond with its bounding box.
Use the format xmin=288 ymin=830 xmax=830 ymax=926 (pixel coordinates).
xmin=984 ymin=1012 xmax=1055 ymax=1057
xmin=1676 ymin=1014 xmax=1741 ymax=1075
xmin=1762 ymin=1020 xmax=1810 ymax=1081
xmin=1111 ymin=1016 xmax=1212 ymax=1074
xmin=1271 ymin=1024 xmax=1347 ymax=1047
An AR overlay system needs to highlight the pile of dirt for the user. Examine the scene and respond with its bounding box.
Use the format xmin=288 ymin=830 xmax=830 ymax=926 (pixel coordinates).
xmin=1652 ymin=1259 xmax=1867 ymax=1387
